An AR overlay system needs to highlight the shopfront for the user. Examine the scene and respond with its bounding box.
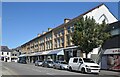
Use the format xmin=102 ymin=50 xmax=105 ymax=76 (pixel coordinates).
xmin=101 ymin=48 xmax=120 ymax=71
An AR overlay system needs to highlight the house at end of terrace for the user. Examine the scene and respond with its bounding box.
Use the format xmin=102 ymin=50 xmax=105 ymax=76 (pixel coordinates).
xmin=18 ymin=3 xmax=118 ymax=63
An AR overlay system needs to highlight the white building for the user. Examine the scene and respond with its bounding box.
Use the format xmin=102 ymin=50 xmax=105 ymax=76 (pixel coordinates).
xmin=0 ymin=46 xmax=12 ymax=62
xmin=79 ymin=4 xmax=118 ymax=58
xmin=11 ymin=49 xmax=21 ymax=62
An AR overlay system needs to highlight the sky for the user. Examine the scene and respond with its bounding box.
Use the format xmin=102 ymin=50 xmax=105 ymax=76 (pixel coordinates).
xmin=2 ymin=2 xmax=119 ymax=49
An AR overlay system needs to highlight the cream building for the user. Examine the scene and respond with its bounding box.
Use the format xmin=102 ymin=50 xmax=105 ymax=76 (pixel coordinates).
xmin=19 ymin=4 xmax=118 ymax=63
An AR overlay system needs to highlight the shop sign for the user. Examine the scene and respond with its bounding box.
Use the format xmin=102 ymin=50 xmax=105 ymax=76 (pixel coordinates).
xmin=104 ymin=48 xmax=120 ymax=54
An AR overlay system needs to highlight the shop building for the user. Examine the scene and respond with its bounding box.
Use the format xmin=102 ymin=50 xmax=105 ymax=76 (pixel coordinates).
xmin=99 ymin=21 xmax=120 ymax=71
xmin=19 ymin=4 xmax=118 ymax=63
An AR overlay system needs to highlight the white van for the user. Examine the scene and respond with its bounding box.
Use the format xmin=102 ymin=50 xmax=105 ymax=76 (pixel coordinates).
xmin=68 ymin=57 xmax=100 ymax=74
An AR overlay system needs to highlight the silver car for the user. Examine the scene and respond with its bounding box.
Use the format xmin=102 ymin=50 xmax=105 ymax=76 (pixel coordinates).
xmin=35 ymin=60 xmax=43 ymax=66
xmin=53 ymin=61 xmax=68 ymax=70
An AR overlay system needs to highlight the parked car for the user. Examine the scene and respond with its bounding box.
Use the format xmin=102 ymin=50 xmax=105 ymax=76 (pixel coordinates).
xmin=53 ymin=61 xmax=68 ymax=70
xmin=18 ymin=59 xmax=27 ymax=64
xmin=35 ymin=60 xmax=43 ymax=66
xmin=68 ymin=57 xmax=100 ymax=74
xmin=42 ymin=60 xmax=54 ymax=68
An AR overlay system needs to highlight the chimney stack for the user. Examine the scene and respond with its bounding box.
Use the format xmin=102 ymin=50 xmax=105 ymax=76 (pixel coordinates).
xmin=48 ymin=28 xmax=52 ymax=31
xmin=64 ymin=18 xmax=71 ymax=23
xmin=42 ymin=31 xmax=46 ymax=34
xmin=37 ymin=34 xmax=41 ymax=37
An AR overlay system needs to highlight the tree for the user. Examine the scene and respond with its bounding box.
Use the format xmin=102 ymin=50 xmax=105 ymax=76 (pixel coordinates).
xmin=72 ymin=16 xmax=111 ymax=58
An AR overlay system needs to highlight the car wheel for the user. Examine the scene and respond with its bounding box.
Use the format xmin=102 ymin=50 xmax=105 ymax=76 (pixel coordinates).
xmin=81 ymin=68 xmax=85 ymax=74
xmin=46 ymin=64 xmax=49 ymax=68
xmin=53 ymin=65 xmax=56 ymax=69
xmin=60 ymin=66 xmax=62 ymax=70
xmin=69 ymin=66 xmax=72 ymax=71
xmin=42 ymin=65 xmax=44 ymax=67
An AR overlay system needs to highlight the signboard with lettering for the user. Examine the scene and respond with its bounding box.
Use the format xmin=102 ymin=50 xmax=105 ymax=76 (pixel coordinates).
xmin=104 ymin=48 xmax=120 ymax=54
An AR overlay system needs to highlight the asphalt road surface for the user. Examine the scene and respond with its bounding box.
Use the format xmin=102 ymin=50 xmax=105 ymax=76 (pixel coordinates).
xmin=1 ymin=62 xmax=120 ymax=77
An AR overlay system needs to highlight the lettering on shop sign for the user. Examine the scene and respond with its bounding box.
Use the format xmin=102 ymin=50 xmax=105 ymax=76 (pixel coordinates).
xmin=113 ymin=50 xmax=120 ymax=53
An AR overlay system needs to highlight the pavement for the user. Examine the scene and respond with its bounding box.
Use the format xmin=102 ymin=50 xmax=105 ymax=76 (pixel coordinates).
xmin=1 ymin=62 xmax=120 ymax=77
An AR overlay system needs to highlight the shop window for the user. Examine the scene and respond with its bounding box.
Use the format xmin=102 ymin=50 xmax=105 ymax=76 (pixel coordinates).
xmin=8 ymin=57 xmax=9 ymax=60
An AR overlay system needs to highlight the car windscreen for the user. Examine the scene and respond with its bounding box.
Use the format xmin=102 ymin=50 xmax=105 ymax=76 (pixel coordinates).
xmin=47 ymin=61 xmax=53 ymax=64
xmin=83 ymin=58 xmax=95 ymax=63
xmin=38 ymin=61 xmax=42 ymax=62
xmin=61 ymin=62 xmax=67 ymax=64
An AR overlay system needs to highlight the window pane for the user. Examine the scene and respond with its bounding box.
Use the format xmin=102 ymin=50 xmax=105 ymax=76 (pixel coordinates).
xmin=73 ymin=58 xmax=78 ymax=63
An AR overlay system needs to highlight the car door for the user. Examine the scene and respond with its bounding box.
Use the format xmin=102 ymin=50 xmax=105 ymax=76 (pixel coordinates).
xmin=78 ymin=58 xmax=83 ymax=71
xmin=57 ymin=61 xmax=61 ymax=69
xmin=72 ymin=58 xmax=79 ymax=70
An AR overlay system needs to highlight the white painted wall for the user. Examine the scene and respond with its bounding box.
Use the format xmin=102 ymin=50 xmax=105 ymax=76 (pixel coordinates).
xmin=0 ymin=52 xmax=12 ymax=62
xmin=82 ymin=4 xmax=118 ymax=59
xmin=83 ymin=4 xmax=118 ymax=24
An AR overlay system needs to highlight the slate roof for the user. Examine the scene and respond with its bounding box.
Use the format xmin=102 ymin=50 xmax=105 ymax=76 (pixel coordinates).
xmin=0 ymin=46 xmax=11 ymax=52
xmin=106 ymin=21 xmax=120 ymax=32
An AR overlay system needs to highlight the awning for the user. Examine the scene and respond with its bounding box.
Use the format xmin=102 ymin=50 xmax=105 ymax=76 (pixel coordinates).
xmin=34 ymin=52 xmax=42 ymax=56
xmin=29 ymin=53 xmax=36 ymax=56
xmin=18 ymin=54 xmax=26 ymax=57
xmin=41 ymin=51 xmax=51 ymax=55
xmin=48 ymin=49 xmax=64 ymax=55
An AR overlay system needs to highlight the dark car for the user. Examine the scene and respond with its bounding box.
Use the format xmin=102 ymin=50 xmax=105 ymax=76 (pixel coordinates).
xmin=42 ymin=61 xmax=54 ymax=68
xmin=18 ymin=59 xmax=27 ymax=64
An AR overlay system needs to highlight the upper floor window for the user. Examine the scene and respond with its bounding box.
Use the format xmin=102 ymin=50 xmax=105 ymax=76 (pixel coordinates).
xmin=7 ymin=52 xmax=9 ymax=55
xmin=67 ymin=26 xmax=71 ymax=33
xmin=71 ymin=25 xmax=74 ymax=32
xmin=2 ymin=52 xmax=3 ymax=55
xmin=61 ymin=30 xmax=64 ymax=36
xmin=110 ymin=28 xmax=120 ymax=36
xmin=58 ymin=31 xmax=61 ymax=37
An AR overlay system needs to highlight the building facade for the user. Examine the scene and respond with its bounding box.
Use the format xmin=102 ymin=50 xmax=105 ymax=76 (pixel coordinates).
xmin=0 ymin=46 xmax=12 ymax=62
xmin=19 ymin=4 xmax=118 ymax=63
xmin=100 ymin=21 xmax=120 ymax=71
xmin=11 ymin=48 xmax=21 ymax=62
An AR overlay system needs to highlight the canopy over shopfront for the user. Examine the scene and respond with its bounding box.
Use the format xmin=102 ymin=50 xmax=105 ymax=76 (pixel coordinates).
xmin=48 ymin=49 xmax=64 ymax=55
xmin=19 ymin=54 xmax=29 ymax=57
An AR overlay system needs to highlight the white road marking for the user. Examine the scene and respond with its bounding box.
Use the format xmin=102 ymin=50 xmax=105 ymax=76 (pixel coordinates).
xmin=46 ymin=73 xmax=55 ymax=75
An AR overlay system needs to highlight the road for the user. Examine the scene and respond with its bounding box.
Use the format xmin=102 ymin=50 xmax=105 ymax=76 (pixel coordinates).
xmin=1 ymin=62 xmax=120 ymax=77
